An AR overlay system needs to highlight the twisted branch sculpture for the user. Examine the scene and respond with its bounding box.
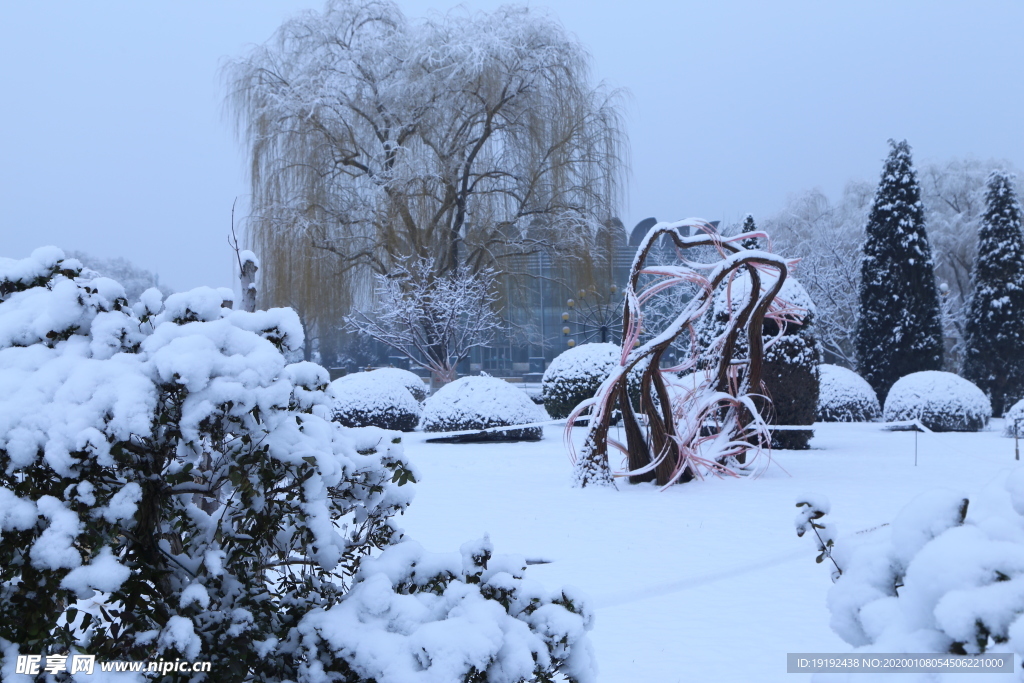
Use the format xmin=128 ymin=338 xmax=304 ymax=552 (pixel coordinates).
xmin=568 ymin=219 xmax=801 ymax=488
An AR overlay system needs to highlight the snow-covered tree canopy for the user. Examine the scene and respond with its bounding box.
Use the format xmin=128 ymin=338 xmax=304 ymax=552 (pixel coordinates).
xmin=225 ymin=0 xmax=627 ymax=347
xmin=0 ymin=248 xmax=595 ymax=683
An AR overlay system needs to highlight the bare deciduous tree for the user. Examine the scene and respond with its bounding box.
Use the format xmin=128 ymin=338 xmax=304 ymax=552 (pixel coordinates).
xmin=345 ymin=257 xmax=502 ymax=386
xmin=762 ymin=183 xmax=871 ymax=367
xmin=224 ymin=0 xmax=627 ymax=355
xmin=919 ymin=158 xmax=1023 ymax=366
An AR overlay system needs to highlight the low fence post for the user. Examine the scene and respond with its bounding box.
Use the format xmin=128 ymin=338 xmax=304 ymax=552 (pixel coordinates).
xmin=1016 ymin=418 xmax=1021 ymax=461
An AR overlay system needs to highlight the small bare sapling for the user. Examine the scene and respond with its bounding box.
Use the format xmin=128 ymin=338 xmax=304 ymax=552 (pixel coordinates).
xmin=795 ymin=494 xmax=842 ymax=580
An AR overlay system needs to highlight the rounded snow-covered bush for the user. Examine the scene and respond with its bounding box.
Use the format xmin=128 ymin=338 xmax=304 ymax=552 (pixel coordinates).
xmin=329 ymin=371 xmax=422 ymax=431
xmin=883 ymin=371 xmax=991 ymax=432
xmin=365 ymin=366 xmax=428 ymax=402
xmin=1005 ymin=398 xmax=1024 ymax=437
xmin=541 ymin=343 xmax=619 ymax=418
xmin=422 ymin=375 xmax=548 ymax=440
xmin=817 ymin=364 xmax=881 ymax=422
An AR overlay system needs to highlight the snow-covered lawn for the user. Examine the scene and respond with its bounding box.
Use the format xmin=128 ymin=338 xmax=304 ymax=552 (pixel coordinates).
xmin=398 ymin=420 xmax=1022 ymax=682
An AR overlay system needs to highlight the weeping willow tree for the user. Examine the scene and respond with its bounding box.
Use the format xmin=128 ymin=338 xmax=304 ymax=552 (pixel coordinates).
xmin=224 ymin=0 xmax=627 ymax=360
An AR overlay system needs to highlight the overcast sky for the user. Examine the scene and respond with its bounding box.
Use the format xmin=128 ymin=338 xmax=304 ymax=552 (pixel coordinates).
xmin=1 ymin=0 xmax=1021 ymax=292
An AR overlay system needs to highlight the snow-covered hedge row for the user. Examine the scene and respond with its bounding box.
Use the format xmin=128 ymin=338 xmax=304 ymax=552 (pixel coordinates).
xmin=422 ymin=375 xmax=548 ymax=440
xmin=328 ymin=371 xmax=422 ymax=431
xmin=0 ymin=248 xmax=593 ymax=683
xmin=813 ymin=471 xmax=1024 ymax=679
xmin=541 ymin=343 xmax=619 ymax=419
xmin=816 ymin=364 xmax=881 ymax=422
xmin=883 ymin=371 xmax=991 ymax=432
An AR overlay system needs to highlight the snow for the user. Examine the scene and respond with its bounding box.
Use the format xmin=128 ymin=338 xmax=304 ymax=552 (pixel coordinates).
xmin=817 ymin=364 xmax=881 ymax=422
xmin=60 ymin=547 xmax=131 ymax=599
xmin=158 ymin=615 xmax=202 ymax=660
xmin=364 ymin=366 xmax=429 ymax=402
xmin=239 ymin=249 xmax=260 ymax=269
xmin=180 ymin=582 xmax=211 ymax=610
xmin=157 ymin=286 xmax=229 ymax=324
xmin=395 ymin=421 xmax=1024 ymax=682
xmin=30 ymin=496 xmax=83 ymax=571
xmin=714 ymin=267 xmax=817 ymax=319
xmin=93 ymin=482 xmax=142 ymax=524
xmin=815 ymin=470 xmax=1024 ymax=681
xmin=328 ymin=371 xmax=422 ymax=431
xmin=884 ymin=371 xmax=992 ymax=432
xmin=421 ymin=375 xmax=548 ymax=436
xmin=541 ymin=343 xmax=619 ymax=387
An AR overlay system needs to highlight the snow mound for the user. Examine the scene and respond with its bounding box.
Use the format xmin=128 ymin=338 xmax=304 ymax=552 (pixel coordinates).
xmin=328 ymin=372 xmax=421 ymax=432
xmin=1003 ymin=398 xmax=1024 ymax=437
xmin=817 ymin=364 xmax=881 ymax=422
xmin=366 ymin=367 xmax=428 ymax=402
xmin=824 ymin=472 xmax=1024 ymax=671
xmin=541 ymin=343 xmax=619 ymax=419
xmin=883 ymin=371 xmax=991 ymax=432
xmin=422 ymin=375 xmax=548 ymax=441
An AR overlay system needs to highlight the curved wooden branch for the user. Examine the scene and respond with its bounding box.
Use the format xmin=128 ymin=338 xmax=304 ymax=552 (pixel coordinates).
xmin=569 ymin=219 xmax=792 ymax=488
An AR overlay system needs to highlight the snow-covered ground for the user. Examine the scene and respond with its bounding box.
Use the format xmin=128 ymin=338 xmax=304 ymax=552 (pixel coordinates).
xmin=397 ymin=420 xmax=1023 ymax=681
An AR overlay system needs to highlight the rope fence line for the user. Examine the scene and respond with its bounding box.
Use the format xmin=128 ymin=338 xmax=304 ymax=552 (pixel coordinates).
xmin=422 ymin=417 xmax=933 ymax=440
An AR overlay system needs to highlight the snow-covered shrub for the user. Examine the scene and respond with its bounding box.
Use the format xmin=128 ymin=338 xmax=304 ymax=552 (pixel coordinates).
xmin=0 ymin=248 xmax=594 ymax=683
xmin=422 ymin=375 xmax=548 ymax=441
xmin=1004 ymin=398 xmax=1024 ymax=438
xmin=817 ymin=364 xmax=882 ymax=422
xmin=367 ymin=366 xmax=428 ymax=402
xmin=301 ymin=535 xmax=596 ymax=683
xmin=328 ymin=371 xmax=422 ymax=431
xmin=541 ymin=342 xmax=619 ymax=419
xmin=817 ymin=471 xmax=1024 ymax=671
xmin=883 ymin=370 xmax=992 ymax=432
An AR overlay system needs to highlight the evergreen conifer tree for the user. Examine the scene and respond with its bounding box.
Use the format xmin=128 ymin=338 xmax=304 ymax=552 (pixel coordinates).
xmin=740 ymin=214 xmax=761 ymax=250
xmin=961 ymin=171 xmax=1024 ymax=416
xmin=855 ymin=139 xmax=943 ymax=402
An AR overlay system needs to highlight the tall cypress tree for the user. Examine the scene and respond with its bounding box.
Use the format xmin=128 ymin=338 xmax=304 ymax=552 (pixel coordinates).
xmin=855 ymin=139 xmax=943 ymax=403
xmin=962 ymin=171 xmax=1024 ymax=416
